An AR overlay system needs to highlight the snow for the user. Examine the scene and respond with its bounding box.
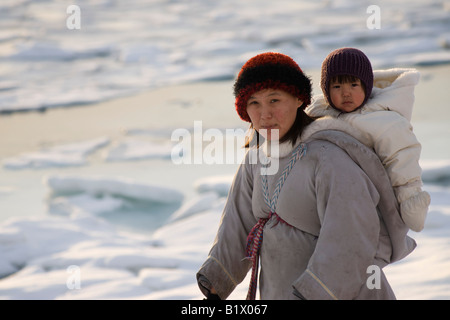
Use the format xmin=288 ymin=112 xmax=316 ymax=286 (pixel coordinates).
xmin=421 ymin=159 xmax=450 ymax=183
xmin=168 ymin=192 xmax=222 ymax=223
xmin=1 ymin=0 xmax=449 ymax=113
xmin=2 ymin=136 xmax=183 ymax=169
xmin=105 ymin=139 xmax=182 ymax=162
xmin=44 ymin=174 xmax=184 ymax=205
xmin=0 ymin=0 xmax=449 ymax=300
xmin=0 ymin=188 xmax=219 ymax=299
xmin=193 ymin=175 xmax=234 ymax=197
xmin=3 ymin=137 xmax=110 ymax=170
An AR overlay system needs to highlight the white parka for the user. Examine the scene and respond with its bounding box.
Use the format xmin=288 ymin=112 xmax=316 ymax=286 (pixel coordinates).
xmin=305 ymin=68 xmax=430 ymax=232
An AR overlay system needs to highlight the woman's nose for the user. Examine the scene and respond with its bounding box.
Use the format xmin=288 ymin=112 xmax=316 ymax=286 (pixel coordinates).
xmin=260 ymin=105 xmax=273 ymax=119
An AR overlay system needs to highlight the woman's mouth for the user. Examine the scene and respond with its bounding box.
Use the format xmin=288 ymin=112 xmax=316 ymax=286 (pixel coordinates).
xmin=261 ymin=124 xmax=277 ymax=130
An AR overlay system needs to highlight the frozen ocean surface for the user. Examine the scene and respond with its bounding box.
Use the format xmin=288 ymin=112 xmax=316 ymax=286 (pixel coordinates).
xmin=1 ymin=0 xmax=450 ymax=300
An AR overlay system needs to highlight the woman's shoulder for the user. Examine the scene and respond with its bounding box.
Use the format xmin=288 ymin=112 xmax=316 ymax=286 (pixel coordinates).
xmin=302 ymin=116 xmax=372 ymax=147
xmin=302 ymin=121 xmax=383 ymax=169
xmin=305 ymin=135 xmax=356 ymax=165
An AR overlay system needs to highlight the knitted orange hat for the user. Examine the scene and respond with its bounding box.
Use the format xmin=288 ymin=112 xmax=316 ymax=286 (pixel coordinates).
xmin=233 ymin=52 xmax=312 ymax=122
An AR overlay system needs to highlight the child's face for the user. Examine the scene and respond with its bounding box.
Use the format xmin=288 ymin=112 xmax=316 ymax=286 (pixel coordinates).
xmin=329 ymin=78 xmax=366 ymax=113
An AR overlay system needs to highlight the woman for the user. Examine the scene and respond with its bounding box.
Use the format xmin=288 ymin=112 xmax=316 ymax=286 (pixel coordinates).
xmin=196 ymin=52 xmax=415 ymax=300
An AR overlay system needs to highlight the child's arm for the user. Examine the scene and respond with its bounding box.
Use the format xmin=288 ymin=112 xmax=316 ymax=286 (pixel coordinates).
xmin=364 ymin=112 xmax=422 ymax=188
xmin=350 ymin=110 xmax=430 ymax=231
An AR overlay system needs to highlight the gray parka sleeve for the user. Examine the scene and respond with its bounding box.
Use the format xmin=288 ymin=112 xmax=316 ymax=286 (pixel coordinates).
xmin=196 ymin=152 xmax=257 ymax=299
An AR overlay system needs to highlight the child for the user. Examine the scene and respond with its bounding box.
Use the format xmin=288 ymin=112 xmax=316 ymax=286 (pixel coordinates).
xmin=305 ymin=47 xmax=430 ymax=232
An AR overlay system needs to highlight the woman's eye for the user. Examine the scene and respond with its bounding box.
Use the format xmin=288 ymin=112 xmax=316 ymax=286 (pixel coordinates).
xmin=270 ymin=99 xmax=279 ymax=103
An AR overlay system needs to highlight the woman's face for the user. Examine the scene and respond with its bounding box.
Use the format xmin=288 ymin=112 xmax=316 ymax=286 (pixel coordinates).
xmin=246 ymin=89 xmax=302 ymax=141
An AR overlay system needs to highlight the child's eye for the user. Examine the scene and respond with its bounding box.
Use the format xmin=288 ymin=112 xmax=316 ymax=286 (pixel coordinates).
xmin=351 ymin=83 xmax=360 ymax=87
xmin=270 ymin=99 xmax=279 ymax=103
xmin=332 ymin=85 xmax=340 ymax=89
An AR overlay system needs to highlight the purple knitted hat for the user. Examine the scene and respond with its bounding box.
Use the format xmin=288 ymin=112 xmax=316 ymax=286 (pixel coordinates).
xmin=320 ymin=47 xmax=373 ymax=110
